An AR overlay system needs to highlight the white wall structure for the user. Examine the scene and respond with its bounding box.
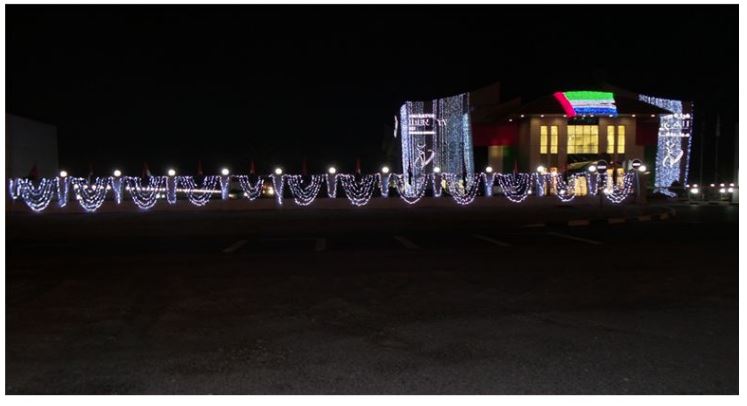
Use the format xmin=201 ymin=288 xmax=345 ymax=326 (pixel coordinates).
xmin=6 ymin=114 xmax=59 ymax=178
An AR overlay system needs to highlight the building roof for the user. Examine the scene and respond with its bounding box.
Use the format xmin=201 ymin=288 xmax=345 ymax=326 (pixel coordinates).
xmin=471 ymin=90 xmax=672 ymax=123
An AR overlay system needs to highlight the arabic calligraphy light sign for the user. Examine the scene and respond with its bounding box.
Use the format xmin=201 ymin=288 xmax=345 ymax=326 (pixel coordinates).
xmin=639 ymin=94 xmax=693 ymax=193
xmin=399 ymin=93 xmax=474 ymax=182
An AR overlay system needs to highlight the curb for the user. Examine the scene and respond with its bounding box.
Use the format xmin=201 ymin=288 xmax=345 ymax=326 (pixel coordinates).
xmin=523 ymin=208 xmax=676 ymax=228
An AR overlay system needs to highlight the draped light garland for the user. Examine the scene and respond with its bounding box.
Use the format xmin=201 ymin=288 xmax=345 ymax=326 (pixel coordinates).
xmin=8 ymin=169 xmax=640 ymax=212
xmin=71 ymin=177 xmax=110 ymax=212
xmin=552 ymin=173 xmax=577 ymax=202
xmin=179 ymin=176 xmax=219 ymax=206
xmin=17 ymin=178 xmax=57 ymax=212
xmin=394 ymin=174 xmax=428 ymax=205
xmin=495 ymin=173 xmax=532 ymax=203
xmin=603 ymin=172 xmax=636 ymax=204
xmin=338 ymin=174 xmax=378 ymax=206
xmin=126 ymin=176 xmax=165 ymax=210
xmin=236 ymin=175 xmax=264 ymax=201
xmin=285 ymin=174 xmax=324 ymax=206
xmin=444 ymin=173 xmax=480 ymax=205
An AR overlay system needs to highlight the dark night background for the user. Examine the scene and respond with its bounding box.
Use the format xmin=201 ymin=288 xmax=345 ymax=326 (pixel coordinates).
xmin=6 ymin=5 xmax=739 ymax=180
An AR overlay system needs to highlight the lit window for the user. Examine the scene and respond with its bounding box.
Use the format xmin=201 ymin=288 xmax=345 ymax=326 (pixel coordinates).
xmin=617 ymin=125 xmax=625 ymax=154
xmin=567 ymin=125 xmax=598 ymax=154
xmin=540 ymin=125 xmax=558 ymax=154
xmin=606 ymin=125 xmax=626 ymax=154
xmin=607 ymin=126 xmax=616 ymax=154
xmin=540 ymin=125 xmax=547 ymax=154
xmin=550 ymin=125 xmax=558 ymax=153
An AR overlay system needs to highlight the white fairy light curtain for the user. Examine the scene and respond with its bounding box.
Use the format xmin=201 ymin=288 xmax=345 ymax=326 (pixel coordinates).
xmin=8 ymin=169 xmax=641 ymax=213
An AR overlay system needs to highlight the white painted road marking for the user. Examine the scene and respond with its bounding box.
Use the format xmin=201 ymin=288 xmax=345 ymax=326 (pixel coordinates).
xmin=222 ymin=239 xmax=248 ymax=254
xmin=472 ymin=234 xmax=511 ymax=247
xmin=546 ymin=232 xmax=602 ymax=245
xmin=568 ymin=219 xmax=591 ymax=226
xmin=393 ymin=235 xmax=420 ymax=250
xmin=315 ymin=238 xmax=326 ymax=252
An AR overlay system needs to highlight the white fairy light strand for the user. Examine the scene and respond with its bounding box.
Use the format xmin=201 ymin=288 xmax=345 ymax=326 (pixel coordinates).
xmin=126 ymin=176 xmax=165 ymax=210
xmin=70 ymin=177 xmax=110 ymax=212
xmin=338 ymin=174 xmax=378 ymax=206
xmin=236 ymin=175 xmax=264 ymax=201
xmin=8 ymin=168 xmax=639 ymax=211
xmin=394 ymin=174 xmax=428 ymax=205
xmin=17 ymin=178 xmax=57 ymax=212
xmin=285 ymin=174 xmax=324 ymax=206
xmin=444 ymin=173 xmax=480 ymax=205
xmin=178 ymin=176 xmax=219 ymax=206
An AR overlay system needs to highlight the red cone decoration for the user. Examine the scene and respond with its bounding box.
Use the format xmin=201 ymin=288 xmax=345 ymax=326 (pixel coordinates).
xmin=28 ymin=163 xmax=39 ymax=180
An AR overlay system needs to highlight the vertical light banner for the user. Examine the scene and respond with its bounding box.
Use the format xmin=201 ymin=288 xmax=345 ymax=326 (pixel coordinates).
xmin=399 ymin=93 xmax=474 ymax=183
xmin=639 ymin=95 xmax=693 ymax=195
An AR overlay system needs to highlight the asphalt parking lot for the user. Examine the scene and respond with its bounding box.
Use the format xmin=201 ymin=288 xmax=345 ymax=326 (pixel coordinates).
xmin=5 ymin=202 xmax=738 ymax=394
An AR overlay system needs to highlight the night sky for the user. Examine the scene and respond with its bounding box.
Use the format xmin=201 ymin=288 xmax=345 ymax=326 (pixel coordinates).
xmin=6 ymin=5 xmax=738 ymax=180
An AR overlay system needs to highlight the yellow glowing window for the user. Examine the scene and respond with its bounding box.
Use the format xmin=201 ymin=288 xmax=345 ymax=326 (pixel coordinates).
xmin=540 ymin=126 xmax=547 ymax=154
xmin=617 ymin=125 xmax=625 ymax=154
xmin=607 ymin=126 xmax=616 ymax=154
xmin=567 ymin=125 xmax=598 ymax=154
xmin=606 ymin=125 xmax=626 ymax=154
xmin=539 ymin=125 xmax=558 ymax=154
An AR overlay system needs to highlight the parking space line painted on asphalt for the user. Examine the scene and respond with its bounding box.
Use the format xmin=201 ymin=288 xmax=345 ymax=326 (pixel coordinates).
xmin=472 ymin=234 xmax=511 ymax=247
xmin=393 ymin=235 xmax=420 ymax=250
xmin=222 ymin=239 xmax=248 ymax=254
xmin=568 ymin=219 xmax=591 ymax=226
xmin=315 ymin=238 xmax=326 ymax=252
xmin=546 ymin=232 xmax=602 ymax=245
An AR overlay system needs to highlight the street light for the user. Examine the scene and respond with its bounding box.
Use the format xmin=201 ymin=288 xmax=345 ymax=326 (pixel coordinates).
xmin=167 ymin=169 xmax=176 ymax=177
xmin=274 ymin=168 xmax=283 ymax=175
xmin=485 ymin=166 xmax=494 ymax=173
xmin=536 ymin=165 xmax=546 ymax=174
xmin=113 ymin=169 xmax=122 ymax=177
xmin=433 ymin=166 xmax=441 ymax=173
xmin=381 ymin=166 xmax=390 ymax=174
xmin=59 ymin=170 xmax=68 ymax=178
xmin=328 ymin=166 xmax=336 ymax=175
xmin=637 ymin=164 xmax=647 ymax=173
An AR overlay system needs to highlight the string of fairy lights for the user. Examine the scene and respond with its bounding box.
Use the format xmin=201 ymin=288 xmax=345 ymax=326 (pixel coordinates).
xmin=8 ymin=167 xmax=644 ymax=213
